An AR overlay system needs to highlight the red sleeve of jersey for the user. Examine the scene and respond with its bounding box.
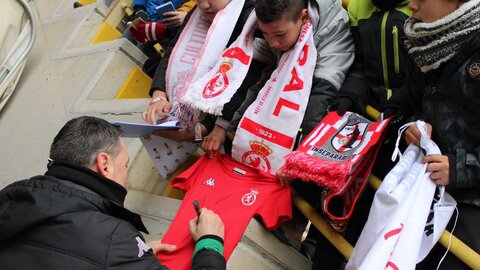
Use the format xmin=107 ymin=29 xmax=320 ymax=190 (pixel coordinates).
xmin=171 ymin=155 xmax=207 ymax=191
xmin=256 ymin=187 xmax=292 ymax=230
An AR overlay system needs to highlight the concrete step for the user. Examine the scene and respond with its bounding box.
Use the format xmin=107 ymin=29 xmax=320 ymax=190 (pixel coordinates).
xmin=125 ymin=190 xmax=313 ymax=270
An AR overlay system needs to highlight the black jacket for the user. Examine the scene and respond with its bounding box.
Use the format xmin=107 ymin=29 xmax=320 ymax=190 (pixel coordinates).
xmin=338 ymin=0 xmax=411 ymax=113
xmin=385 ymin=31 xmax=480 ymax=207
xmin=0 ymin=162 xmax=225 ymax=269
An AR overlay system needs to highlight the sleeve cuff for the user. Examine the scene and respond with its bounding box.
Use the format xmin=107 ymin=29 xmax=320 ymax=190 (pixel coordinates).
xmin=215 ymin=117 xmax=230 ymax=130
xmin=193 ymin=235 xmax=224 ymax=258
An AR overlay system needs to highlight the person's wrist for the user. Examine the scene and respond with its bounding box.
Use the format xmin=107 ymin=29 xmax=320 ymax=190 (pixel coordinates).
xmin=150 ymin=96 xmax=167 ymax=105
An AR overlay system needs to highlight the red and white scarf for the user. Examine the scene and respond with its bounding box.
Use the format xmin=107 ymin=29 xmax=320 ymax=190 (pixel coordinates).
xmin=283 ymin=112 xmax=390 ymax=231
xmin=230 ymin=19 xmax=317 ymax=174
xmin=165 ymin=0 xmax=244 ymax=123
xmin=182 ymin=12 xmax=257 ymax=115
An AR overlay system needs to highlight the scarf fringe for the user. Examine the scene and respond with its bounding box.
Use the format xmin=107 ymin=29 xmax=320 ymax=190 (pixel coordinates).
xmin=283 ymin=151 xmax=353 ymax=193
xmin=182 ymin=93 xmax=223 ymax=116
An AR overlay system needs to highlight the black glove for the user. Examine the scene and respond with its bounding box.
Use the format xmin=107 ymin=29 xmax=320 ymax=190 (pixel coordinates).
xmin=381 ymin=107 xmax=408 ymax=141
xmin=382 ymin=107 xmax=405 ymax=126
xmin=328 ymin=96 xmax=354 ymax=116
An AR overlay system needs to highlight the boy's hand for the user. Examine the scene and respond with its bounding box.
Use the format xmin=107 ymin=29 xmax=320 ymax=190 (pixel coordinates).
xmin=423 ymin=155 xmax=450 ymax=186
xmin=163 ymin=11 xmax=187 ymax=26
xmin=142 ymin=92 xmax=172 ymax=124
xmin=275 ymin=167 xmax=294 ymax=187
xmin=202 ymin=125 xmax=226 ymax=158
xmin=189 ymin=208 xmax=224 ymax=242
xmin=147 ymin=239 xmax=176 ymax=254
xmin=153 ymin=127 xmax=195 ymax=142
xmin=405 ymin=123 xmax=432 ymax=146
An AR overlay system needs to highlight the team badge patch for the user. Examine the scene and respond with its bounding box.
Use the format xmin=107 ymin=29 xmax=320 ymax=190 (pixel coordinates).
xmin=467 ymin=59 xmax=480 ymax=78
xmin=241 ymin=141 xmax=272 ymax=173
xmin=241 ymin=189 xmax=259 ymax=206
xmin=332 ymin=117 xmax=369 ymax=152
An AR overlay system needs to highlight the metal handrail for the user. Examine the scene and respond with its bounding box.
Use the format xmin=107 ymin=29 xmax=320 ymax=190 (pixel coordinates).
xmin=0 ymin=0 xmax=37 ymax=91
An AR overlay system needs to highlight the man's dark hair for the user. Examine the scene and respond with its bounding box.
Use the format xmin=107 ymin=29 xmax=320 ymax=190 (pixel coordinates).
xmin=255 ymin=0 xmax=307 ymax=23
xmin=50 ymin=116 xmax=123 ymax=168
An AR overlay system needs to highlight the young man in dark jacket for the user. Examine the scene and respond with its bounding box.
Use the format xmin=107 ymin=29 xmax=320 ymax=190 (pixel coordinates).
xmin=0 ymin=116 xmax=226 ymax=270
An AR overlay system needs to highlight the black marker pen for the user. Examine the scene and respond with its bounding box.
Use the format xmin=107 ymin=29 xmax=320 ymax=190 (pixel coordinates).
xmin=193 ymin=200 xmax=201 ymax=218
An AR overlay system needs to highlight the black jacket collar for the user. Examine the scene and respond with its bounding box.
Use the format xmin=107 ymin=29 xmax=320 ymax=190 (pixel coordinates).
xmin=44 ymin=161 xmax=148 ymax=233
xmin=45 ymin=161 xmax=127 ymax=205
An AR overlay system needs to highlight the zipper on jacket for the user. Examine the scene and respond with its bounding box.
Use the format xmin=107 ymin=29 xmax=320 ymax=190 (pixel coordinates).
xmin=392 ymin=26 xmax=400 ymax=74
xmin=381 ymin=11 xmax=391 ymax=99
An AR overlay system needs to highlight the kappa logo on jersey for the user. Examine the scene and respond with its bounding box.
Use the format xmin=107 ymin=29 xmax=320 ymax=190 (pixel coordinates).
xmin=203 ymin=177 xmax=215 ymax=187
xmin=136 ymin=236 xmax=150 ymax=257
xmin=332 ymin=119 xmax=368 ymax=153
xmin=241 ymin=189 xmax=259 ymax=206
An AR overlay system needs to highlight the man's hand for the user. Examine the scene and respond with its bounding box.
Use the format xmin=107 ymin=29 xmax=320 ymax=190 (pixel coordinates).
xmin=202 ymin=125 xmax=226 ymax=158
xmin=147 ymin=239 xmax=176 ymax=254
xmin=189 ymin=208 xmax=224 ymax=242
xmin=275 ymin=167 xmax=294 ymax=187
xmin=153 ymin=127 xmax=194 ymax=142
xmin=423 ymin=155 xmax=450 ymax=186
xmin=405 ymin=123 xmax=432 ymax=146
xmin=163 ymin=11 xmax=187 ymax=27
xmin=142 ymin=91 xmax=172 ymax=124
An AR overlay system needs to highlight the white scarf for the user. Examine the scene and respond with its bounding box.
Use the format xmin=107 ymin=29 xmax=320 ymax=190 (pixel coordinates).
xmin=182 ymin=12 xmax=257 ymax=115
xmin=165 ymin=0 xmax=244 ymax=123
xmin=231 ymin=19 xmax=317 ymax=174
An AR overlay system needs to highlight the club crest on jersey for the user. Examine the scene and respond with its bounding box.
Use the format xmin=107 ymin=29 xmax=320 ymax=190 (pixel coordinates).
xmin=241 ymin=189 xmax=259 ymax=206
xmin=202 ymin=62 xmax=232 ymax=99
xmin=241 ymin=141 xmax=272 ymax=173
xmin=332 ymin=118 xmax=368 ymax=153
xmin=203 ymin=177 xmax=215 ymax=187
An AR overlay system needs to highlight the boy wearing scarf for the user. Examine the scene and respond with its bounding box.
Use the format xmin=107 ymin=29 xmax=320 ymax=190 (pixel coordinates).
xmin=383 ymin=0 xmax=480 ymax=268
xmin=142 ymin=0 xmax=254 ymax=135
xmin=202 ymin=0 xmax=354 ymax=173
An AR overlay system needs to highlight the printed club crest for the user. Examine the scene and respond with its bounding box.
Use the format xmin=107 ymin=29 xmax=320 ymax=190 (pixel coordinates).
xmin=202 ymin=62 xmax=232 ymax=99
xmin=332 ymin=117 xmax=369 ymax=153
xmin=241 ymin=189 xmax=259 ymax=206
xmin=241 ymin=141 xmax=272 ymax=173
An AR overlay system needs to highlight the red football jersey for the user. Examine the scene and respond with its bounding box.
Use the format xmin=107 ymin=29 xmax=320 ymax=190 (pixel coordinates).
xmin=157 ymin=154 xmax=292 ymax=270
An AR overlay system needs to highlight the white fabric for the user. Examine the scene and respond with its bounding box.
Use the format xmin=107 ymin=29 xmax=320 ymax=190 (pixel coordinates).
xmin=182 ymin=11 xmax=257 ymax=115
xmin=346 ymin=121 xmax=456 ymax=270
xmin=231 ymin=20 xmax=317 ymax=175
xmin=164 ymin=0 xmax=244 ymax=122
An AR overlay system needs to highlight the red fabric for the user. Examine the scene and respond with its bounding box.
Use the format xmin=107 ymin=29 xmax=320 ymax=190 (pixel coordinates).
xmin=156 ymin=154 xmax=292 ymax=270
xmin=130 ymin=22 xmax=166 ymax=44
xmin=283 ymin=112 xmax=390 ymax=232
